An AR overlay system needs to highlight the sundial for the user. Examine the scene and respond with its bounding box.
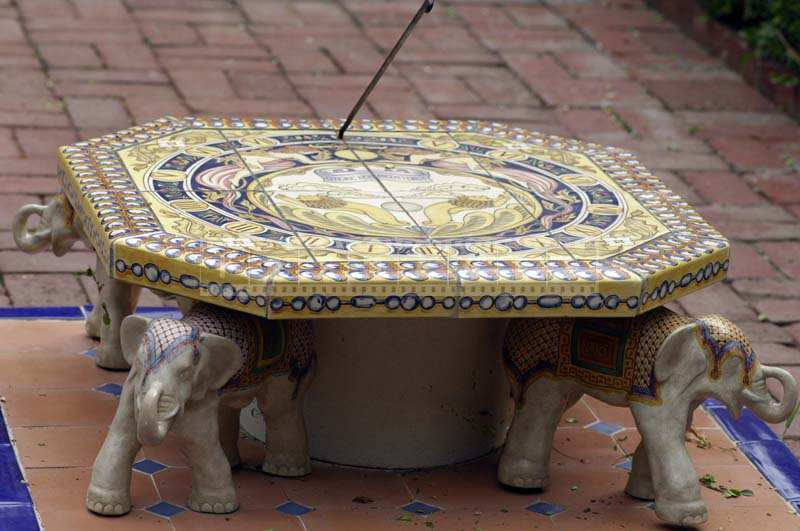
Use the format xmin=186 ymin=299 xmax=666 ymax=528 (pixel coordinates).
xmin=57 ymin=116 xmax=730 ymax=319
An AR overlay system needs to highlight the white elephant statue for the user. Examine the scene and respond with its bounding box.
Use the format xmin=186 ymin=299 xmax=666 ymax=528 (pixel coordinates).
xmin=14 ymin=194 xmax=144 ymax=370
xmin=499 ymin=307 xmax=797 ymax=527
xmin=86 ymin=303 xmax=316 ymax=516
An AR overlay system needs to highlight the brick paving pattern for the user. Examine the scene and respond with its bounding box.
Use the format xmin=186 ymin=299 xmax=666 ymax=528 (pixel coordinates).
xmin=0 ymin=0 xmax=798 ymax=428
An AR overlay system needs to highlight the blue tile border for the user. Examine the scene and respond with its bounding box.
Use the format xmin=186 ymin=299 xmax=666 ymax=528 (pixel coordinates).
xmin=704 ymin=398 xmax=800 ymax=509
xmin=0 ymin=306 xmax=181 ymax=320
xmin=0 ymin=405 xmax=39 ymax=530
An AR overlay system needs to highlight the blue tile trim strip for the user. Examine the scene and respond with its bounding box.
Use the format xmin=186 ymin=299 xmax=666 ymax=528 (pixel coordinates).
xmin=704 ymin=398 xmax=800 ymax=508
xmin=0 ymin=306 xmax=181 ymax=320
xmin=0 ymin=406 xmax=40 ymax=530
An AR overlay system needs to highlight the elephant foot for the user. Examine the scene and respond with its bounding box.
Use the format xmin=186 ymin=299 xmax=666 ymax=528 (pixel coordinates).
xmin=224 ymin=450 xmax=241 ymax=469
xmin=188 ymin=492 xmax=239 ymax=514
xmin=625 ymin=474 xmax=655 ymax=501
xmin=497 ymin=454 xmax=548 ymax=490
xmin=95 ymin=346 xmax=130 ymax=371
xmin=262 ymin=453 xmax=311 ymax=478
xmin=85 ymin=484 xmax=132 ymax=516
xmin=654 ymin=499 xmax=708 ymax=527
xmin=84 ymin=313 xmax=101 ymax=340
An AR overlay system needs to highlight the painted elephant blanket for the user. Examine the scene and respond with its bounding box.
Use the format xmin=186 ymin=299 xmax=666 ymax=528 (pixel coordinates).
xmin=143 ymin=304 xmax=314 ymax=394
xmin=503 ymin=307 xmax=756 ymax=404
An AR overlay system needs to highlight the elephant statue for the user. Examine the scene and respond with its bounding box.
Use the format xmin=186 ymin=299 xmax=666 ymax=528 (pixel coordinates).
xmin=14 ymin=194 xmax=145 ymax=370
xmin=86 ymin=303 xmax=315 ymax=516
xmin=498 ymin=307 xmax=797 ymax=527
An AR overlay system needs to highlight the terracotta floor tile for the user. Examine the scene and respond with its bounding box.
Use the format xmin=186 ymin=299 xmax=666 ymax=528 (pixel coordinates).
xmin=26 ymin=466 xmax=159 ymax=511
xmin=0 ymin=321 xmax=95 ymax=357
xmin=302 ymin=507 xmax=431 ymax=531
xmin=2 ymin=387 xmax=118 ymax=427
xmin=557 ymin=399 xmax=597 ymax=429
xmin=702 ymin=505 xmax=800 ymax=530
xmin=278 ymin=462 xmax=410 ymax=509
xmin=171 ymin=508 xmax=303 ymax=531
xmin=37 ymin=508 xmax=171 ymax=531
xmin=539 ymin=463 xmax=640 ymax=511
xmin=695 ymin=463 xmax=788 ymax=507
xmin=429 ymin=508 xmax=557 ymax=531
xmin=551 ymin=428 xmax=626 ymax=466
xmin=582 ymin=396 xmax=637 ymax=429
xmin=14 ymin=425 xmax=118 ymax=468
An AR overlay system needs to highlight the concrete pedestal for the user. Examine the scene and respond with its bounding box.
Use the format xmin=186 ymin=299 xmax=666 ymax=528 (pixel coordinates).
xmin=240 ymin=318 xmax=513 ymax=469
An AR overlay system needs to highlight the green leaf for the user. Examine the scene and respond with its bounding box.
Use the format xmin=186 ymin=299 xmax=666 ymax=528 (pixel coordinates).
xmin=700 ymin=473 xmax=716 ymax=486
xmin=396 ymin=514 xmax=412 ymax=523
xmin=741 ymin=489 xmax=755 ymax=497
xmin=723 ymin=488 xmax=742 ymax=498
xmin=565 ymin=417 xmax=578 ymax=424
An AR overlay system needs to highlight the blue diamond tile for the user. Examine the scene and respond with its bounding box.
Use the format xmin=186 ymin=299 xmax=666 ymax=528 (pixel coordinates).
xmin=83 ymin=348 xmax=97 ymax=358
xmin=401 ymin=501 xmax=441 ymax=516
xmin=95 ymin=383 xmax=122 ymax=396
xmin=146 ymin=501 xmax=185 ymax=518
xmin=615 ymin=457 xmax=632 ymax=471
xmin=527 ymin=501 xmax=565 ymax=517
xmin=276 ymin=501 xmax=314 ymax=516
xmin=132 ymin=459 xmax=167 ymax=475
xmin=586 ymin=421 xmax=623 ymax=436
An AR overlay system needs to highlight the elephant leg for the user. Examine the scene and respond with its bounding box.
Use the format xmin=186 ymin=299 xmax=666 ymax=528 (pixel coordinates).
xmin=218 ymin=404 xmax=242 ymax=468
xmin=631 ymin=403 xmax=707 ymax=527
xmin=498 ymin=377 xmax=581 ymax=490
xmin=96 ymin=274 xmax=141 ymax=370
xmin=84 ymin=255 xmax=105 ymax=339
xmin=257 ymin=367 xmax=314 ymax=478
xmin=176 ymin=396 xmax=238 ymax=514
xmin=86 ymin=372 xmax=141 ymax=515
xmin=625 ymin=442 xmax=655 ymax=500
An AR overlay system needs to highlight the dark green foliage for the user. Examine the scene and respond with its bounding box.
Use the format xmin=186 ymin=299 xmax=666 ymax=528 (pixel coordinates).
xmin=701 ymin=0 xmax=800 ymax=85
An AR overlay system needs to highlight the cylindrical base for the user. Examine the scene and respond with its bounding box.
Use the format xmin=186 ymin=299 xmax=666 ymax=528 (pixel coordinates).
xmin=240 ymin=318 xmax=513 ymax=469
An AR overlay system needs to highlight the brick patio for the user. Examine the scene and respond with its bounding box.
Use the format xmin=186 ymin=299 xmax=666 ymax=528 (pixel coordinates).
xmin=0 ymin=0 xmax=798 ymax=430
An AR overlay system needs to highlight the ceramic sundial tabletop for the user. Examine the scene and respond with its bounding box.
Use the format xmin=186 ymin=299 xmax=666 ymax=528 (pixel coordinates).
xmin=58 ymin=115 xmax=730 ymax=319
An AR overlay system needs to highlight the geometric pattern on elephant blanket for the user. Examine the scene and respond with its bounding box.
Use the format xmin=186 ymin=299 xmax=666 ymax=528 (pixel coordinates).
xmin=504 ymin=307 xmax=691 ymax=403
xmin=144 ymin=303 xmax=315 ymax=393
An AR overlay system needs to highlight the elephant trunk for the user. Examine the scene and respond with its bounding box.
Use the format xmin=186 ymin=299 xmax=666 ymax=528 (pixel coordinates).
xmin=12 ymin=204 xmax=50 ymax=253
xmin=137 ymin=387 xmax=179 ymax=446
xmin=741 ymin=366 xmax=798 ymax=424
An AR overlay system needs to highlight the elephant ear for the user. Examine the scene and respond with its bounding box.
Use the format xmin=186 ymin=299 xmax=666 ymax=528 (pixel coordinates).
xmin=654 ymin=322 xmax=705 ymax=384
xmin=121 ymin=315 xmax=151 ymax=367
xmin=194 ymin=334 xmax=243 ymax=397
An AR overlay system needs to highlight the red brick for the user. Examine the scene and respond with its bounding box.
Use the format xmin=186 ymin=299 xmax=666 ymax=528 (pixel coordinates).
xmin=506 ymin=5 xmax=568 ymax=28
xmin=256 ymin=48 xmax=334 ymax=74
xmin=676 ymin=111 xmax=800 ymax=142
xmin=0 ymin=195 xmax=40 ymax=229
xmin=454 ymin=5 xmax=518 ymax=29
xmin=195 ymin=24 xmax=257 ymax=47
xmin=95 ymin=42 xmax=159 ymax=70
xmin=430 ymin=104 xmax=552 ymax=123
xmin=170 ymin=69 xmax=236 ymax=100
xmin=709 ymin=137 xmax=794 ymax=171
xmin=527 ymin=77 xmax=659 ymax=108
xmin=17 ymin=0 xmax=74 ymax=19
xmin=733 ymin=279 xmax=800 ymax=299
xmin=324 ymin=42 xmax=385 ymax=75
xmin=677 ymin=282 xmax=756 ymax=321
xmin=713 ymin=220 xmax=799 ymax=242
xmin=0 ymin=177 xmax=62 ymax=195
xmin=644 ymin=79 xmax=774 ymax=111
xmin=225 ymin=72 xmax=293 ymax=101
xmin=753 ymin=343 xmax=800 ymax=366
xmin=64 ymin=97 xmax=131 ymax=129
xmin=0 ymin=112 xmax=71 ymax=129
xmin=133 ymin=7 xmax=241 ymax=24
xmin=655 ymin=171 xmax=703 ymax=205
xmin=0 ymin=158 xmax=60 ymax=176
xmin=726 ymin=242 xmax=780 ymax=280
xmin=0 ymin=19 xmax=25 ymax=43
xmin=463 ymin=71 xmax=532 ymax=106
xmin=480 ymin=27 xmax=590 ymax=52
xmin=140 ymin=22 xmax=199 ymax=45
xmin=631 ymin=150 xmax=727 ymax=172
xmin=185 ymin=98 xmax=313 ymax=118
xmin=14 ymin=129 xmax=78 ymax=158
xmin=697 ymin=204 xmax=794 ymax=224
xmin=788 ymin=204 xmax=800 ymax=220
xmin=38 ymin=44 xmax=102 ymax=69
xmin=682 ymin=172 xmax=764 ymax=205
xmin=759 ymin=242 xmax=800 ymax=279
xmin=410 ymin=78 xmax=480 ymax=105
xmin=749 ymin=173 xmax=800 ymax=205
xmin=0 ymin=250 xmax=95 ymax=273
xmin=50 ymin=68 xmax=170 ymax=85
xmin=555 ymin=50 xmax=628 ymax=79
xmin=557 ymin=108 xmax=626 ymax=137
xmin=755 ymin=300 xmax=800 ymax=325
xmin=3 ymin=273 xmax=89 ymax=306
xmin=0 ymin=128 xmax=18 ymax=158
xmin=736 ymin=321 xmax=794 ymax=345
xmin=788 ymin=323 xmax=800 ymax=345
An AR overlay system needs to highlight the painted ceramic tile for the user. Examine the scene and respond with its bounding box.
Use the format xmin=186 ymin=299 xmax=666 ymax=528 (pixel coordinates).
xmin=56 ymin=116 xmax=729 ymax=318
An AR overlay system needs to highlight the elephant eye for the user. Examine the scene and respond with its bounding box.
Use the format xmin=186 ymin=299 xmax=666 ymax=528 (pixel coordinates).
xmin=179 ymin=367 xmax=192 ymax=379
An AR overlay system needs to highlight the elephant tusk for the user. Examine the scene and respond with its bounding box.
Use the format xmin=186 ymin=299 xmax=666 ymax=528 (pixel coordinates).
xmin=12 ymin=204 xmax=50 ymax=253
